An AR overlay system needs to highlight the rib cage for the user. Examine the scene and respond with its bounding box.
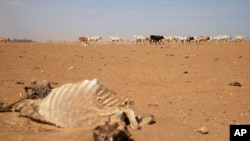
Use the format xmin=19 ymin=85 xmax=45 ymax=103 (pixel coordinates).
xmin=95 ymin=85 xmax=124 ymax=108
xmin=38 ymin=79 xmax=126 ymax=128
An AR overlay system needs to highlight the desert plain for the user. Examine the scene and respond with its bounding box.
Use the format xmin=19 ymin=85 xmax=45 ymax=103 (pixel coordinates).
xmin=0 ymin=42 xmax=249 ymax=141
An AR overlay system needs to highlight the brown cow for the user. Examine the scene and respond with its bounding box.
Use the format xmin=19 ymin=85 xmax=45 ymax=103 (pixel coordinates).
xmin=78 ymin=36 xmax=88 ymax=45
xmin=0 ymin=37 xmax=10 ymax=43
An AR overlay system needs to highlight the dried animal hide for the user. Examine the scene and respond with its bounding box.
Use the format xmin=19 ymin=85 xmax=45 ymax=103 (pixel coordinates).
xmin=14 ymin=79 xmax=154 ymax=129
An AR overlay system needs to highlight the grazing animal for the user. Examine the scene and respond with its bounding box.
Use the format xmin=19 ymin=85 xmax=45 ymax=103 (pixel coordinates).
xmin=88 ymin=36 xmax=102 ymax=42
xmin=10 ymin=79 xmax=154 ymax=129
xmin=78 ymin=36 xmax=89 ymax=45
xmin=188 ymin=37 xmax=195 ymax=43
xmin=195 ymin=36 xmax=210 ymax=43
xmin=176 ymin=36 xmax=187 ymax=44
xmin=235 ymin=35 xmax=246 ymax=42
xmin=176 ymin=36 xmax=194 ymax=44
xmin=209 ymin=36 xmax=216 ymax=42
xmin=109 ymin=36 xmax=122 ymax=42
xmin=164 ymin=36 xmax=177 ymax=43
xmin=210 ymin=35 xmax=232 ymax=43
xmin=150 ymin=35 xmax=164 ymax=45
xmin=133 ymin=35 xmax=148 ymax=45
xmin=0 ymin=37 xmax=10 ymax=43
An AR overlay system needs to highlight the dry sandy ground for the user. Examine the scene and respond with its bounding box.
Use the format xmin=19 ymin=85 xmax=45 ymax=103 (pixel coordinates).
xmin=0 ymin=42 xmax=249 ymax=141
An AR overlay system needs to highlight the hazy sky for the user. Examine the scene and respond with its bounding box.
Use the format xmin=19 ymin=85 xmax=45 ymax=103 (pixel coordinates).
xmin=0 ymin=0 xmax=250 ymax=41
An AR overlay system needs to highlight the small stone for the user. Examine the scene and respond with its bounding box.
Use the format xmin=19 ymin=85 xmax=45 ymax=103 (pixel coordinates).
xmin=15 ymin=81 xmax=24 ymax=85
xmin=229 ymin=82 xmax=242 ymax=87
xmin=68 ymin=66 xmax=74 ymax=70
xmin=197 ymin=126 xmax=209 ymax=134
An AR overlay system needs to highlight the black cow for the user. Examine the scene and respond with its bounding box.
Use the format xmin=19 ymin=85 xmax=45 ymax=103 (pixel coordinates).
xmin=150 ymin=35 xmax=164 ymax=45
xmin=187 ymin=37 xmax=195 ymax=44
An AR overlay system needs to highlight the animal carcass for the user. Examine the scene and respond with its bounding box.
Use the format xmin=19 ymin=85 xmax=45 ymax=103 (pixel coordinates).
xmin=13 ymin=79 xmax=154 ymax=129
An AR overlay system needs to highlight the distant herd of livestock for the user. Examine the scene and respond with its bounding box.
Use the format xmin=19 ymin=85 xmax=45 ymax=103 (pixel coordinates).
xmin=79 ymin=35 xmax=247 ymax=45
xmin=0 ymin=34 xmax=247 ymax=45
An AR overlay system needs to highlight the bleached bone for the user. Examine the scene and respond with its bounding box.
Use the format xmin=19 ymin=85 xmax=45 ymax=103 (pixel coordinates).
xmin=13 ymin=79 xmax=153 ymax=129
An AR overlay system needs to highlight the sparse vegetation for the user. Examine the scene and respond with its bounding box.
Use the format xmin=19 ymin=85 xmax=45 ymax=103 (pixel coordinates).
xmin=11 ymin=38 xmax=35 ymax=42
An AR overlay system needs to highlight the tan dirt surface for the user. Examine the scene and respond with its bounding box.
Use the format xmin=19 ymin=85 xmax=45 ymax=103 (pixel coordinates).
xmin=0 ymin=42 xmax=249 ymax=141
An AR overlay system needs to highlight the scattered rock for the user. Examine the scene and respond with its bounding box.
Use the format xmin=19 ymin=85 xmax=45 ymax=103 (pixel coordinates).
xmin=147 ymin=103 xmax=159 ymax=107
xmin=15 ymin=81 xmax=24 ymax=85
xmin=229 ymin=82 xmax=242 ymax=87
xmin=33 ymin=66 xmax=40 ymax=70
xmin=166 ymin=54 xmax=174 ymax=56
xmin=68 ymin=66 xmax=74 ymax=70
xmin=197 ymin=126 xmax=209 ymax=134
